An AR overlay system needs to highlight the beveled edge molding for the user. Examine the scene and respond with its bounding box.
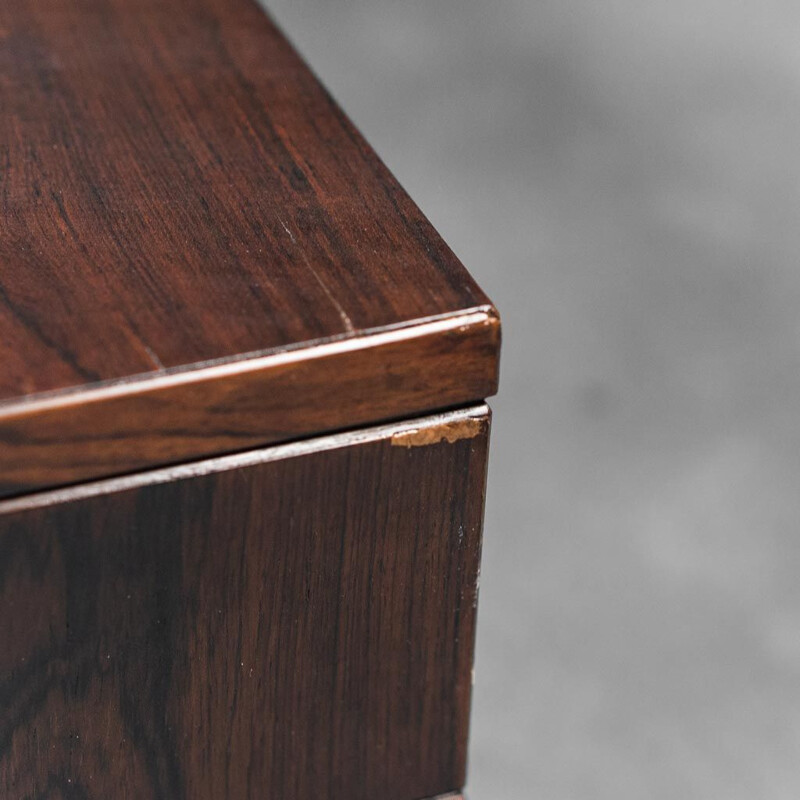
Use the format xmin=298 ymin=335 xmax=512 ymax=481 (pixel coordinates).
xmin=0 ymin=307 xmax=499 ymax=498
xmin=0 ymin=306 xmax=497 ymax=415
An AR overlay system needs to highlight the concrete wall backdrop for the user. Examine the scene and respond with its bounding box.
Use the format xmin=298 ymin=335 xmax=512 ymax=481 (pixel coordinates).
xmin=264 ymin=2 xmax=800 ymax=798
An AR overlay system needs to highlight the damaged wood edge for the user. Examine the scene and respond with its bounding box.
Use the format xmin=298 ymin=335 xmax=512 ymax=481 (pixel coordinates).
xmin=391 ymin=417 xmax=485 ymax=448
xmin=0 ymin=306 xmax=499 ymax=498
xmin=0 ymin=405 xmax=491 ymax=515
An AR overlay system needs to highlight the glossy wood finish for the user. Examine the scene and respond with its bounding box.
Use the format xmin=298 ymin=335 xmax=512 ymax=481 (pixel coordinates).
xmin=0 ymin=406 xmax=490 ymax=800
xmin=0 ymin=309 xmax=498 ymax=498
xmin=0 ymin=0 xmax=500 ymax=495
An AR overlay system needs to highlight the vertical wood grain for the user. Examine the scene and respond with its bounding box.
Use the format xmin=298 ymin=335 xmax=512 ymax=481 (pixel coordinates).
xmin=0 ymin=409 xmax=490 ymax=800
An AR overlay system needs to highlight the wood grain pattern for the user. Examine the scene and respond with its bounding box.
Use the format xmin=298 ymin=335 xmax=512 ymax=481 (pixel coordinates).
xmin=0 ymin=0 xmax=496 ymax=390
xmin=0 ymin=308 xmax=498 ymax=498
xmin=0 ymin=0 xmax=500 ymax=495
xmin=0 ymin=406 xmax=490 ymax=800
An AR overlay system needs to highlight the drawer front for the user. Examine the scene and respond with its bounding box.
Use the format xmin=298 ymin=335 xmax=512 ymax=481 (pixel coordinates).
xmin=0 ymin=407 xmax=489 ymax=800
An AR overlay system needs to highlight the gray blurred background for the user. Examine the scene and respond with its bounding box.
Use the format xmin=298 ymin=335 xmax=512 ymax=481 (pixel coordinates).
xmin=265 ymin=2 xmax=800 ymax=797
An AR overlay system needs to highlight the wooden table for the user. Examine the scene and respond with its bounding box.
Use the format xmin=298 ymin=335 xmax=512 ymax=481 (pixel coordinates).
xmin=0 ymin=1 xmax=500 ymax=797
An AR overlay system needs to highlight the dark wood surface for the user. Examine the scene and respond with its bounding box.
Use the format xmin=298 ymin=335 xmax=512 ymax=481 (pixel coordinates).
xmin=0 ymin=405 xmax=490 ymax=800
xmin=0 ymin=308 xmax=498 ymax=498
xmin=0 ymin=0 xmax=492 ymax=399
xmin=0 ymin=0 xmax=499 ymax=495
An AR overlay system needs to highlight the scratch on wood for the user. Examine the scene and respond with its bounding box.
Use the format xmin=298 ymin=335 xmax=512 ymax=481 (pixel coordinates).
xmin=280 ymin=217 xmax=355 ymax=333
xmin=391 ymin=417 xmax=483 ymax=448
xmin=143 ymin=344 xmax=165 ymax=371
xmin=278 ymin=218 xmax=296 ymax=244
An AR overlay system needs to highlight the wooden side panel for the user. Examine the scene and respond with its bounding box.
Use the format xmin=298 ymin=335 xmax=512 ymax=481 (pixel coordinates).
xmin=0 ymin=408 xmax=489 ymax=800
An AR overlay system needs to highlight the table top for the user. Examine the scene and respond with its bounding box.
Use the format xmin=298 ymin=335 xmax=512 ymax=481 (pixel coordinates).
xmin=0 ymin=0 xmax=499 ymax=496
